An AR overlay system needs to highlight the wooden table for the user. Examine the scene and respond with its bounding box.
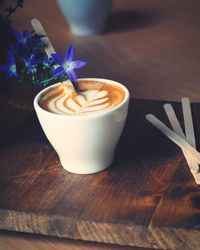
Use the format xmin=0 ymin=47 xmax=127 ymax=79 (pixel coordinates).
xmin=1 ymin=0 xmax=200 ymax=249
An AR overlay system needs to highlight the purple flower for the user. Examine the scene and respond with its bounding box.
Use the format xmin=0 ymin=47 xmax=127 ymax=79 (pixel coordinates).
xmin=23 ymin=51 xmax=39 ymax=74
xmin=12 ymin=30 xmax=34 ymax=47
xmin=0 ymin=47 xmax=18 ymax=77
xmin=52 ymin=46 xmax=87 ymax=88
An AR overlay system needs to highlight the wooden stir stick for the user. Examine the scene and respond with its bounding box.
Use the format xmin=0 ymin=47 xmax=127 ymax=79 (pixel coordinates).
xmin=164 ymin=100 xmax=199 ymax=174
xmin=146 ymin=98 xmax=200 ymax=184
xmin=164 ymin=103 xmax=193 ymax=170
xmin=31 ymin=19 xmax=77 ymax=93
xmin=181 ymin=98 xmax=199 ymax=174
xmin=31 ymin=18 xmax=57 ymax=60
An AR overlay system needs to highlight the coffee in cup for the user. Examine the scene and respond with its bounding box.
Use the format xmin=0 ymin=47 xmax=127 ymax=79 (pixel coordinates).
xmin=39 ymin=79 xmax=125 ymax=115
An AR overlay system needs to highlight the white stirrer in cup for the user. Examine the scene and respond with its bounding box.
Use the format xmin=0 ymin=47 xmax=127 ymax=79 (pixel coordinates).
xmin=31 ymin=19 xmax=78 ymax=93
xmin=31 ymin=18 xmax=56 ymax=59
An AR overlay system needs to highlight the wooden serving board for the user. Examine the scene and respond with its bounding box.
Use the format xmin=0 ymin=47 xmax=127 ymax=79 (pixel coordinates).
xmin=0 ymin=99 xmax=200 ymax=250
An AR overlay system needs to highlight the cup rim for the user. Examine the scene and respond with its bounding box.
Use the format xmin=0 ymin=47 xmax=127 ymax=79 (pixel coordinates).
xmin=33 ymin=78 xmax=130 ymax=120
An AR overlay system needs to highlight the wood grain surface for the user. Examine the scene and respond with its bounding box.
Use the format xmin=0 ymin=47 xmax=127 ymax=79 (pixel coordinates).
xmin=1 ymin=0 xmax=200 ymax=249
xmin=0 ymin=100 xmax=200 ymax=250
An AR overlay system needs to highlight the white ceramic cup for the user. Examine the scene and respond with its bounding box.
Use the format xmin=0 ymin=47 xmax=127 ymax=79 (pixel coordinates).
xmin=34 ymin=78 xmax=129 ymax=174
xmin=57 ymin=0 xmax=113 ymax=36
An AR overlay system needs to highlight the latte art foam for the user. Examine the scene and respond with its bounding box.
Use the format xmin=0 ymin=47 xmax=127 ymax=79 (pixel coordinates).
xmin=39 ymin=80 xmax=125 ymax=115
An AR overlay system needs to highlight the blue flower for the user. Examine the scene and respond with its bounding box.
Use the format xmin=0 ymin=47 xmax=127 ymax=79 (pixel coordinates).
xmin=42 ymin=55 xmax=53 ymax=69
xmin=0 ymin=47 xmax=18 ymax=77
xmin=23 ymin=51 xmax=39 ymax=74
xmin=52 ymin=46 xmax=87 ymax=88
xmin=12 ymin=30 xmax=34 ymax=47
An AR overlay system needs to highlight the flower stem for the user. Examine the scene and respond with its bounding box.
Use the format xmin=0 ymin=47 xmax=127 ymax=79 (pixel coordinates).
xmin=40 ymin=76 xmax=54 ymax=84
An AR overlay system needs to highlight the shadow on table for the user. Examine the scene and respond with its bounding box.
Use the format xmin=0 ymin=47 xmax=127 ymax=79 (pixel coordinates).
xmin=107 ymin=9 xmax=166 ymax=33
xmin=114 ymin=99 xmax=180 ymax=166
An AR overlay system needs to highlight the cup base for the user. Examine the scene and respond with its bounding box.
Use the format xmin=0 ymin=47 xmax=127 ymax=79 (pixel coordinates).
xmin=59 ymin=157 xmax=113 ymax=174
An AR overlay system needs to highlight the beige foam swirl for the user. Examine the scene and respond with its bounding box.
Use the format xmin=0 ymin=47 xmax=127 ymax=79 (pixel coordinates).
xmin=39 ymin=80 xmax=125 ymax=115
